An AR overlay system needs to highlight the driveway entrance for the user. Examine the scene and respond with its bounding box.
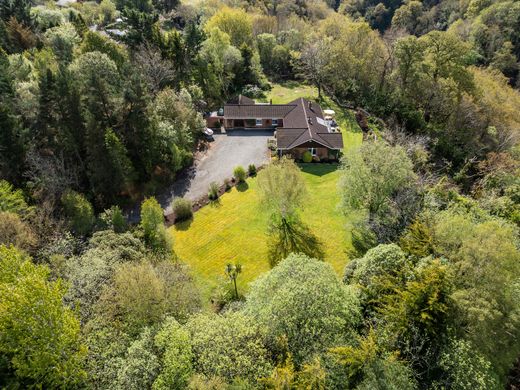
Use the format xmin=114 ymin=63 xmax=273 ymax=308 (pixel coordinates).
xmin=160 ymin=130 xmax=273 ymax=214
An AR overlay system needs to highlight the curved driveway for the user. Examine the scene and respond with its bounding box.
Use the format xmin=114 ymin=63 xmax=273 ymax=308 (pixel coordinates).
xmin=160 ymin=130 xmax=273 ymax=214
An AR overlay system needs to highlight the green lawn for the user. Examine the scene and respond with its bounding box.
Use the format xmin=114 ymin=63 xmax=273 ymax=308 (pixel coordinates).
xmin=171 ymin=164 xmax=352 ymax=301
xmin=171 ymin=82 xmax=364 ymax=302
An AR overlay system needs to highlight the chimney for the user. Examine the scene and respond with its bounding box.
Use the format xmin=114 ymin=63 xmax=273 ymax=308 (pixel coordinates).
xmin=309 ymin=101 xmax=312 ymax=111
xmin=308 ymin=118 xmax=313 ymax=125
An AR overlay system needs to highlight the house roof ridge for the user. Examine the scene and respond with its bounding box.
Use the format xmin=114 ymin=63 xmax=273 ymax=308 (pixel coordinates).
xmin=299 ymin=97 xmax=313 ymax=141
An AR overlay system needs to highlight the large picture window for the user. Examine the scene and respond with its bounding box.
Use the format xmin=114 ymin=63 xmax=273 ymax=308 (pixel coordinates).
xmin=256 ymin=119 xmax=262 ymax=126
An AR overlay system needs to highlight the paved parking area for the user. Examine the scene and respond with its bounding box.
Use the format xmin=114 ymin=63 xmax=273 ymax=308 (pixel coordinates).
xmin=160 ymin=130 xmax=273 ymax=213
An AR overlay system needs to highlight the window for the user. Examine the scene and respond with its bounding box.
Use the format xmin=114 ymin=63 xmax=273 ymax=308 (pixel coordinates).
xmin=272 ymin=119 xmax=278 ymax=126
xmin=256 ymin=119 xmax=262 ymax=126
xmin=309 ymin=148 xmax=317 ymax=156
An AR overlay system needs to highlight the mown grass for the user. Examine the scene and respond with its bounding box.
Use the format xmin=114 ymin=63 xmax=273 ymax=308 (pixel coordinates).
xmin=171 ymin=164 xmax=353 ymax=301
xmin=171 ymin=82 xmax=364 ymax=303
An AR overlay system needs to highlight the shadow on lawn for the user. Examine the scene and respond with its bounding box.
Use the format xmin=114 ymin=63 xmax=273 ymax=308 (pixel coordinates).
xmin=174 ymin=218 xmax=193 ymax=231
xmin=236 ymin=182 xmax=249 ymax=192
xmin=298 ymin=163 xmax=339 ymax=177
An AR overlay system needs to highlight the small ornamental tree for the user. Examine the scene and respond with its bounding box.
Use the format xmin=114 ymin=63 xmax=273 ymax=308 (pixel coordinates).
xmin=140 ymin=197 xmax=164 ymax=238
xmin=140 ymin=197 xmax=172 ymax=255
xmin=225 ymin=262 xmax=242 ymax=299
xmin=61 ymin=190 xmax=95 ymax=236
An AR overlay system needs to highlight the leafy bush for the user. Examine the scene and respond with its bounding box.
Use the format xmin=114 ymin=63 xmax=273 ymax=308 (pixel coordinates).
xmin=61 ymin=190 xmax=95 ymax=236
xmin=208 ymin=182 xmax=219 ymax=200
xmin=302 ymin=151 xmax=312 ymax=163
xmin=0 ymin=180 xmax=33 ymax=217
xmin=172 ymin=198 xmax=193 ymax=222
xmin=245 ymin=253 xmax=361 ymax=365
xmin=99 ymin=205 xmax=126 ymax=233
xmin=187 ymin=312 xmax=272 ymax=381
xmin=0 ymin=211 xmax=37 ymax=251
xmin=248 ymin=164 xmax=257 ymax=176
xmin=241 ymin=84 xmax=263 ymax=99
xmin=140 ymin=197 xmax=164 ymax=240
xmin=233 ymin=166 xmax=246 ymax=182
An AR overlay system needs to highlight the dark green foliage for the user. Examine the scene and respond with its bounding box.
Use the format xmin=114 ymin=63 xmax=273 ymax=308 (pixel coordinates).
xmin=0 ymin=0 xmax=31 ymax=25
xmin=122 ymin=8 xmax=159 ymax=48
xmin=247 ymin=164 xmax=257 ymax=176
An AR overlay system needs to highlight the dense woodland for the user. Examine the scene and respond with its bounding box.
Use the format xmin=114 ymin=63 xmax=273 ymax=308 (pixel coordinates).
xmin=1 ymin=0 xmax=520 ymax=388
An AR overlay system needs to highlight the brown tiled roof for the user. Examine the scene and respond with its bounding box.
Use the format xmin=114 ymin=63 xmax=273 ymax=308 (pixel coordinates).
xmin=223 ymin=96 xmax=344 ymax=150
xmin=224 ymin=104 xmax=296 ymax=119
xmin=277 ymin=98 xmax=343 ymax=150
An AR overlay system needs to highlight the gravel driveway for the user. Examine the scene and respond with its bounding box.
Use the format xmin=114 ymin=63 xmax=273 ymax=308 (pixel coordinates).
xmin=160 ymin=130 xmax=273 ymax=214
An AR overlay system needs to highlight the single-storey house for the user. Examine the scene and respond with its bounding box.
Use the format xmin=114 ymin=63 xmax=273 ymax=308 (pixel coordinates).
xmin=206 ymin=96 xmax=343 ymax=159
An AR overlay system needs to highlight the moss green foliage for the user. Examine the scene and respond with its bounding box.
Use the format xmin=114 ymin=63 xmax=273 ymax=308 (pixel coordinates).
xmin=61 ymin=190 xmax=95 ymax=236
xmin=399 ymin=219 xmax=434 ymax=258
xmin=245 ymin=253 xmax=361 ymax=366
xmin=65 ymin=230 xmax=146 ymax=318
xmin=116 ymin=327 xmax=161 ymax=389
xmin=96 ymin=260 xmax=201 ymax=335
xmin=436 ymin=338 xmax=499 ymax=390
xmin=329 ymin=333 xmax=417 ymax=390
xmin=381 ymin=259 xmax=453 ymax=341
xmin=340 ymin=142 xmax=417 ymax=215
xmin=188 ymin=312 xmax=272 ymax=381
xmin=302 ymin=150 xmax=312 ymax=163
xmin=0 ymin=245 xmax=86 ymax=387
xmin=430 ymin=209 xmax=520 ymax=377
xmin=153 ymin=318 xmax=194 ymax=390
xmin=0 ymin=180 xmax=32 ymax=217
xmin=140 ymin=197 xmax=172 ymax=255
xmin=257 ymin=157 xmax=307 ymax=221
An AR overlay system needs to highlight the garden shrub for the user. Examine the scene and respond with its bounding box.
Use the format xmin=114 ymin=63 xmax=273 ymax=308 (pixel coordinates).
xmin=233 ymin=166 xmax=246 ymax=182
xmin=172 ymin=198 xmax=193 ymax=222
xmin=248 ymin=164 xmax=257 ymax=176
xmin=302 ymin=151 xmax=312 ymax=163
xmin=208 ymin=182 xmax=219 ymax=200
